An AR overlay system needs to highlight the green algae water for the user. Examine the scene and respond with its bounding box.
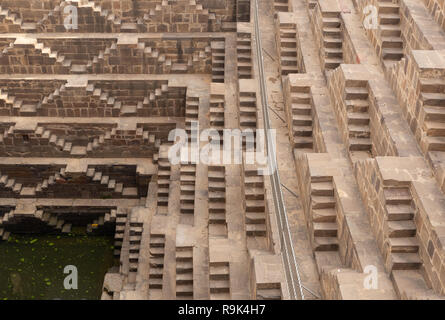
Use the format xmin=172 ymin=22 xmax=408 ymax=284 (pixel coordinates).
xmin=0 ymin=228 xmax=116 ymax=300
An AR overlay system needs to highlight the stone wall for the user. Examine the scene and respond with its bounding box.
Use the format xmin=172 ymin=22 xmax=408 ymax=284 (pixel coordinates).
xmin=0 ymin=0 xmax=234 ymax=33
xmin=0 ymin=122 xmax=176 ymax=158
xmin=0 ymin=79 xmax=186 ymax=117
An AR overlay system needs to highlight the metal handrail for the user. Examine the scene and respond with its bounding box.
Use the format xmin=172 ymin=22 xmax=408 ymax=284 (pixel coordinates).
xmin=252 ymin=0 xmax=305 ymax=300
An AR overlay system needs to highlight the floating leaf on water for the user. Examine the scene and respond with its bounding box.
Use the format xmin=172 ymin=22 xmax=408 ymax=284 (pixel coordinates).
xmin=20 ymin=258 xmax=24 ymax=262
xmin=30 ymin=239 xmax=38 ymax=244
xmin=48 ymin=243 xmax=54 ymax=246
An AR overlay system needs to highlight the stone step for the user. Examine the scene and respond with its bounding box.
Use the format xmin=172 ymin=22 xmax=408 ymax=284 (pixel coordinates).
xmin=384 ymin=188 xmax=412 ymax=205
xmin=311 ymin=182 xmax=334 ymax=196
xmin=209 ymin=212 xmax=226 ymax=224
xmin=388 ymin=237 xmax=419 ymax=253
xmin=387 ymin=220 xmax=416 ymax=238
xmin=148 ymin=277 xmax=163 ymax=288
xmin=381 ymin=36 xmax=403 ymax=49
xmin=380 ymin=24 xmax=401 ymax=37
xmin=292 ymin=114 xmax=312 ymax=126
xmin=293 ymin=126 xmax=312 ymax=137
xmin=378 ymin=2 xmax=400 ymax=15
xmin=245 ymin=212 xmax=266 ymax=224
xmin=349 ymin=138 xmax=372 ymax=151
xmin=245 ymin=199 xmax=265 ymax=212
xmin=386 ymin=204 xmax=415 ymax=221
xmin=382 ymin=48 xmax=403 ymax=60
xmin=311 ymin=196 xmax=335 ymax=209
xmin=313 ymin=222 xmax=337 ymax=237
xmin=425 ymin=136 xmax=445 ymax=151
xmin=256 ymin=288 xmax=281 ymax=300
xmin=312 ymin=208 xmax=337 ymax=223
xmin=314 ymin=237 xmax=339 ymax=251
xmin=391 ymin=253 xmax=422 ymax=270
xmin=210 ymin=279 xmax=230 ymax=293
xmin=348 ymin=112 xmax=370 ymax=125
xmin=246 ymin=224 xmax=267 ymax=236
xmin=345 ymin=87 xmax=368 ymax=100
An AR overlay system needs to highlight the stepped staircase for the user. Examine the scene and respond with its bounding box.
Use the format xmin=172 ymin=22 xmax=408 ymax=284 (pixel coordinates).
xmin=180 ymin=164 xmax=196 ymax=216
xmin=344 ymin=82 xmax=372 ymax=160
xmin=208 ymin=166 xmax=227 ymax=236
xmin=157 ymin=146 xmax=171 ymax=215
xmin=31 ymin=125 xmax=158 ymax=157
xmin=87 ymin=41 xmax=118 ymax=73
xmin=419 ymin=78 xmax=445 ymax=152
xmin=86 ymin=167 xmax=138 ymax=197
xmin=31 ymin=40 xmax=71 ymax=71
xmin=277 ymin=19 xmax=299 ymax=75
xmin=138 ymin=42 xmax=211 ymax=74
xmin=74 ymin=0 xmax=122 ymax=24
xmin=113 ymin=208 xmax=128 ymax=256
xmin=382 ymin=186 xmax=443 ymax=299
xmin=148 ymin=234 xmax=166 ymax=293
xmin=274 ymin=0 xmax=289 ymax=12
xmin=211 ymin=41 xmax=225 ymax=83
xmin=0 ymin=5 xmax=41 ymax=32
xmin=256 ymin=283 xmax=282 ymax=300
xmin=310 ymin=177 xmax=339 ymax=252
xmin=384 ymin=187 xmax=420 ymax=271
xmin=209 ymin=262 xmax=230 ymax=299
xmin=210 ymin=86 xmax=225 ymax=137
xmin=86 ymin=84 xmax=125 ymax=117
xmin=127 ymin=221 xmax=143 ymax=274
xmin=377 ymin=0 xmax=404 ymax=68
xmin=34 ymin=168 xmax=67 ymax=196
xmin=244 ymin=168 xmax=267 ymax=238
xmin=237 ymin=33 xmax=253 ymax=79
xmin=185 ymin=95 xmax=199 ymax=142
xmin=87 ymin=209 xmax=118 ymax=234
xmin=176 ymin=246 xmax=194 ymax=299
xmin=0 ymin=207 xmax=73 ymax=239
xmin=237 ymin=0 xmax=251 ymax=22
xmin=36 ymin=83 xmax=67 ymax=114
xmin=35 ymin=0 xmax=124 ymax=32
xmin=142 ymin=0 xmax=213 ymax=23
xmin=239 ymin=90 xmax=257 ymax=150
xmin=0 ymin=167 xmax=67 ymax=198
xmin=289 ymin=86 xmax=314 ymax=151
xmin=321 ymin=10 xmax=343 ymax=71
